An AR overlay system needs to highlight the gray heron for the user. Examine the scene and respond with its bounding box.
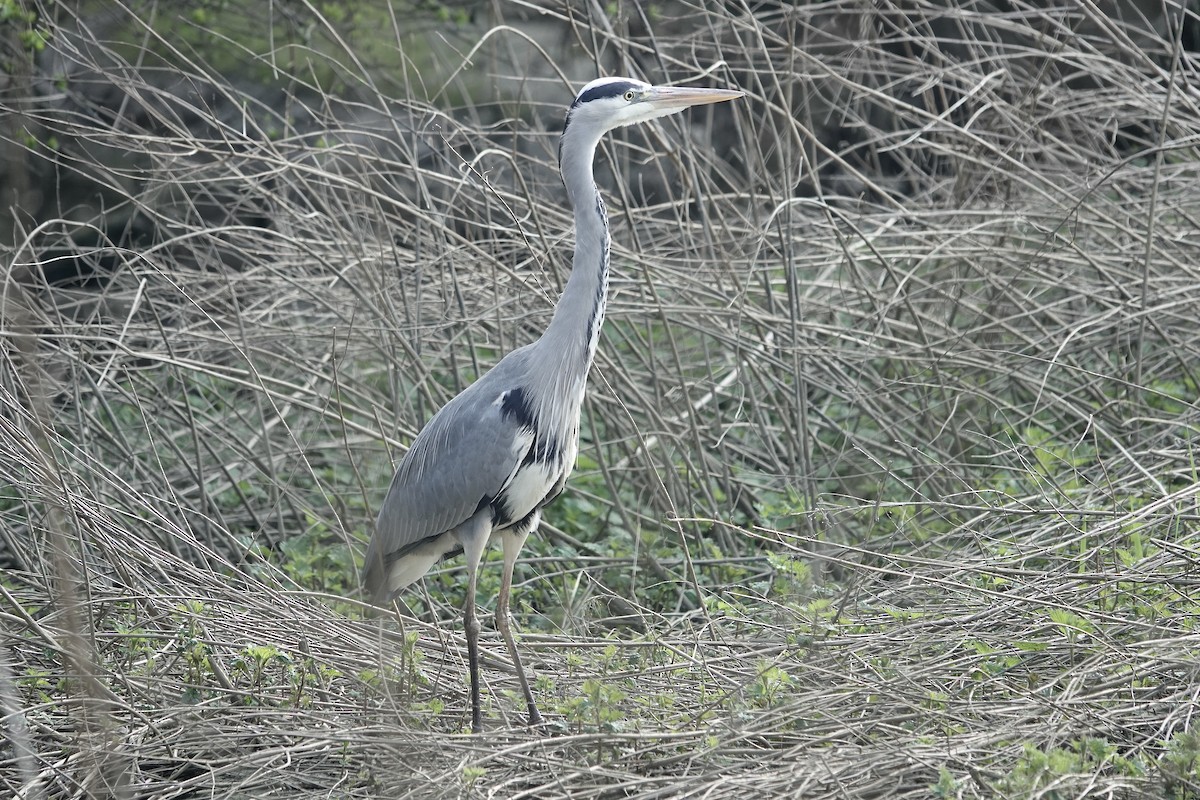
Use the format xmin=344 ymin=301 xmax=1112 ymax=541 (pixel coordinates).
xmin=364 ymin=76 xmax=742 ymax=733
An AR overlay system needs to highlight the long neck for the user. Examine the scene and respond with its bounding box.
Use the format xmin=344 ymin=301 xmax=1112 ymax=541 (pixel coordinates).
xmin=534 ymin=126 xmax=609 ymax=393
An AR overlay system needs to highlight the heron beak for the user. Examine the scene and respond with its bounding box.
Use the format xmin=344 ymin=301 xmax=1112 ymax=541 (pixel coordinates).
xmin=642 ymin=85 xmax=744 ymax=110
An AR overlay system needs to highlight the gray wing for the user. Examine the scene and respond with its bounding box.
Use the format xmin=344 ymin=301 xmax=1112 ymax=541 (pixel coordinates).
xmin=365 ymin=356 xmax=533 ymax=596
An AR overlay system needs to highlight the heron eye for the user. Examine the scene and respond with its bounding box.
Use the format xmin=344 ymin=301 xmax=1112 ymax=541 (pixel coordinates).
xmin=623 ymin=90 xmax=635 ymax=101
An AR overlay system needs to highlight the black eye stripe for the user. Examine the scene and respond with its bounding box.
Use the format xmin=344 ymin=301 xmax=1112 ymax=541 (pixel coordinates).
xmin=572 ymin=80 xmax=640 ymax=108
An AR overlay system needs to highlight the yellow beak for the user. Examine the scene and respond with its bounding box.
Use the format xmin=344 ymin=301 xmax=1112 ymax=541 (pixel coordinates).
xmin=643 ymin=85 xmax=744 ymax=110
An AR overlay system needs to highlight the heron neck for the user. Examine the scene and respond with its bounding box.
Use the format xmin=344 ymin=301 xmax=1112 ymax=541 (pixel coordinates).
xmin=537 ymin=134 xmax=609 ymax=392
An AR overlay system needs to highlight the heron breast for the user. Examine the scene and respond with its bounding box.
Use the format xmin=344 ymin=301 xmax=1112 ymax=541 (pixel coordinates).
xmin=494 ymin=456 xmax=564 ymax=529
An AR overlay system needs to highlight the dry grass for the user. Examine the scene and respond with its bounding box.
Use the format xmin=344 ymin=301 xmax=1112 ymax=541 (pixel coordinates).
xmin=3 ymin=0 xmax=1200 ymax=797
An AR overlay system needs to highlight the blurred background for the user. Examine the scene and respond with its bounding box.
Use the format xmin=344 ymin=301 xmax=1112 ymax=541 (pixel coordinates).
xmin=2 ymin=1 xmax=1199 ymax=797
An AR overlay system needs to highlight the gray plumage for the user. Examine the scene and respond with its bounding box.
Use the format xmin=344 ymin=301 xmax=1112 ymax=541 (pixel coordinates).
xmin=364 ymin=77 xmax=742 ymax=733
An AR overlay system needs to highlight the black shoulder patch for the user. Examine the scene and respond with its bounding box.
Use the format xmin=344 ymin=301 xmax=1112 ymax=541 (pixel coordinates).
xmin=500 ymin=388 xmax=535 ymax=430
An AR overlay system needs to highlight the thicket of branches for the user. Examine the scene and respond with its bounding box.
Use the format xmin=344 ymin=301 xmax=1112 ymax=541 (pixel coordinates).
xmin=2 ymin=1 xmax=1200 ymax=798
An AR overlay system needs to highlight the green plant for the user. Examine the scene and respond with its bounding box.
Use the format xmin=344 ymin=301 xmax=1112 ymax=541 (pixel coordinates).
xmin=749 ymin=660 xmax=794 ymax=710
xmin=19 ymin=668 xmax=53 ymax=704
xmin=1 ymin=0 xmax=48 ymax=53
xmin=1161 ymin=731 xmax=1200 ymax=799
xmin=174 ymin=601 xmax=215 ymax=703
xmin=931 ymin=767 xmax=962 ymax=799
xmin=231 ymin=643 xmax=292 ymax=703
xmin=461 ymin=764 xmax=486 ymax=792
xmin=563 ymin=678 xmax=628 ymax=731
xmin=997 ymin=739 xmax=1146 ymax=799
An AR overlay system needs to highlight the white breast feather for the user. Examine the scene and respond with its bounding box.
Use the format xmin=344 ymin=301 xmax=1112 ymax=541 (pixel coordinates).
xmin=503 ymin=460 xmax=559 ymax=524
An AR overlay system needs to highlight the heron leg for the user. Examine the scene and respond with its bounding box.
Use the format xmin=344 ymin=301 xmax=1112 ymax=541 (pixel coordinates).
xmin=498 ymin=518 xmax=544 ymax=729
xmin=456 ymin=510 xmax=491 ymax=734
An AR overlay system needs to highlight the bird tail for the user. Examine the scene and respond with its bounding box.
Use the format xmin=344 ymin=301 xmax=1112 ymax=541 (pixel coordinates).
xmin=361 ymin=545 xmax=393 ymax=614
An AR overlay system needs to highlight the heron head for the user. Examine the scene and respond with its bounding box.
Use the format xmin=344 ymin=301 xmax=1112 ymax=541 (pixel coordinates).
xmin=565 ymin=77 xmax=743 ymax=134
